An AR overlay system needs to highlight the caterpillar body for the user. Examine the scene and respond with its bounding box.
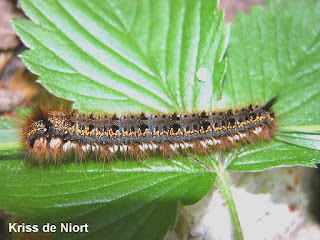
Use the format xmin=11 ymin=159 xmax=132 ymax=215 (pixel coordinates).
xmin=21 ymin=97 xmax=277 ymax=164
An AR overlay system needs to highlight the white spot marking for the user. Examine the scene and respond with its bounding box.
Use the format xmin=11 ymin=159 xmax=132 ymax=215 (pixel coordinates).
xmin=240 ymin=133 xmax=246 ymax=138
xmin=253 ymin=127 xmax=263 ymax=135
xmin=143 ymin=143 xmax=149 ymax=150
xmin=200 ymin=141 xmax=207 ymax=148
xmin=109 ymin=147 xmax=115 ymax=153
xmin=138 ymin=145 xmax=144 ymax=151
xmin=170 ymin=144 xmax=176 ymax=151
xmin=50 ymin=138 xmax=61 ymax=149
xmin=184 ymin=143 xmax=191 ymax=148
xmin=114 ymin=145 xmax=119 ymax=152
xmin=63 ymin=141 xmax=72 ymax=152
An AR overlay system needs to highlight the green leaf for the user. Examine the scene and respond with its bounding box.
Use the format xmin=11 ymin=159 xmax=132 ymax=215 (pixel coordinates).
xmin=0 ymin=119 xmax=21 ymax=155
xmin=11 ymin=0 xmax=227 ymax=113
xmin=0 ymin=157 xmax=215 ymax=240
xmin=227 ymin=141 xmax=318 ymax=171
xmin=5 ymin=0 xmax=227 ymax=239
xmin=276 ymin=130 xmax=320 ymax=151
xmin=223 ymin=0 xmax=320 ymax=171
xmin=6 ymin=0 xmax=320 ymax=238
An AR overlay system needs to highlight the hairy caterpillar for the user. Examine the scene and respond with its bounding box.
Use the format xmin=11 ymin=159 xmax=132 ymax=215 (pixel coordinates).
xmin=21 ymin=97 xmax=277 ymax=164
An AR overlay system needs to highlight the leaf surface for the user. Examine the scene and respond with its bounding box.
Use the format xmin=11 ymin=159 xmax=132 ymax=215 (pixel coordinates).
xmin=5 ymin=0 xmax=227 ymax=239
xmin=0 ymin=157 xmax=214 ymax=240
xmin=223 ymin=0 xmax=320 ymax=171
xmin=12 ymin=0 xmax=227 ymax=114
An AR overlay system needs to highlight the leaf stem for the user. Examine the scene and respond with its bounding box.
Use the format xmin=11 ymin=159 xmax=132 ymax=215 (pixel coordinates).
xmin=212 ymin=160 xmax=244 ymax=240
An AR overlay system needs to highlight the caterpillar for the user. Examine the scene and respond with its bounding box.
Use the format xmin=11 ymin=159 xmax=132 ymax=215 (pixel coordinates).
xmin=21 ymin=97 xmax=277 ymax=164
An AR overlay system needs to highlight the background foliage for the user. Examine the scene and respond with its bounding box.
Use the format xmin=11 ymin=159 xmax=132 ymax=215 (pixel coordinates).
xmin=0 ymin=0 xmax=319 ymax=239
